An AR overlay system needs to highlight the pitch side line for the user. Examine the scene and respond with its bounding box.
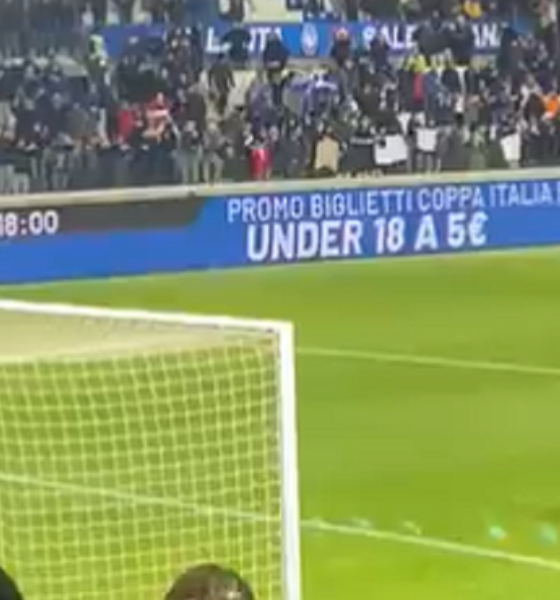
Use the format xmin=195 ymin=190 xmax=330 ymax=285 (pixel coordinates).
xmin=304 ymin=519 xmax=560 ymax=572
xmin=1 ymin=473 xmax=560 ymax=574
xmin=299 ymin=346 xmax=560 ymax=377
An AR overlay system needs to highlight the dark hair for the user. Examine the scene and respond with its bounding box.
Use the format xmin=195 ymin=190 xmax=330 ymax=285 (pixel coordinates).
xmin=0 ymin=567 xmax=24 ymax=600
xmin=164 ymin=564 xmax=255 ymax=600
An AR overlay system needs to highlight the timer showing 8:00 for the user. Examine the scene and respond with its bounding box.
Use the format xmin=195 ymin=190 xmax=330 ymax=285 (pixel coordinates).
xmin=0 ymin=210 xmax=61 ymax=239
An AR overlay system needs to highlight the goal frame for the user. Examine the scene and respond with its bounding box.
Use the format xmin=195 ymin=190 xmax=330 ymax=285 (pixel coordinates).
xmin=0 ymin=298 xmax=301 ymax=600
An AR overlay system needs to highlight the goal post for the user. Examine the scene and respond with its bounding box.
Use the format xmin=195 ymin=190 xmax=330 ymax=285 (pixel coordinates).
xmin=0 ymin=299 xmax=300 ymax=600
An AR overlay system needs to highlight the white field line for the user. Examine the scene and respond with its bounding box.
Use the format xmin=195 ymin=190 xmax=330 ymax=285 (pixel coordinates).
xmin=1 ymin=472 xmax=560 ymax=573
xmin=299 ymin=346 xmax=560 ymax=378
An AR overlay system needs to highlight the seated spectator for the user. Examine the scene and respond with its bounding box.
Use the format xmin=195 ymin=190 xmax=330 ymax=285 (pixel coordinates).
xmin=164 ymin=564 xmax=255 ymax=600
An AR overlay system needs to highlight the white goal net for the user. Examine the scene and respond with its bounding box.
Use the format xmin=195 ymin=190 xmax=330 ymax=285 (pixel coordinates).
xmin=0 ymin=300 xmax=300 ymax=600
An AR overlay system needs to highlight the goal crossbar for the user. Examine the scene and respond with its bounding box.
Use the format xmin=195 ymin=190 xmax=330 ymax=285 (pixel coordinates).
xmin=0 ymin=298 xmax=293 ymax=333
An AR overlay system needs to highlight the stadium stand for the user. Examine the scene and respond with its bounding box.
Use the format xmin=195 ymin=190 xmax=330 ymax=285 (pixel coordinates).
xmin=0 ymin=0 xmax=556 ymax=192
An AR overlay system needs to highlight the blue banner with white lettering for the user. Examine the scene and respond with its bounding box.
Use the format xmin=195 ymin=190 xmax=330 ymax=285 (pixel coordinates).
xmin=100 ymin=19 xmax=507 ymax=59
xmin=1 ymin=177 xmax=560 ymax=284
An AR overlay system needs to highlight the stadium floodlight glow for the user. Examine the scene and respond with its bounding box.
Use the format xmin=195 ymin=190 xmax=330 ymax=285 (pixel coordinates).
xmin=0 ymin=299 xmax=300 ymax=600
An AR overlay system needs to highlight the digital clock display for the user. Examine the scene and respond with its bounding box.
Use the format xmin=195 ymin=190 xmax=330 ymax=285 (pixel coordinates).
xmin=0 ymin=195 xmax=205 ymax=240
xmin=0 ymin=209 xmax=61 ymax=238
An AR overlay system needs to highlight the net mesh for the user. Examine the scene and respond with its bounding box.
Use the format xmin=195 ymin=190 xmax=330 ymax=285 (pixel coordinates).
xmin=0 ymin=311 xmax=283 ymax=600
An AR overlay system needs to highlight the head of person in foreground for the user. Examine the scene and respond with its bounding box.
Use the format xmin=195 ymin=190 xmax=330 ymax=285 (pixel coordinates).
xmin=0 ymin=567 xmax=25 ymax=600
xmin=164 ymin=563 xmax=255 ymax=600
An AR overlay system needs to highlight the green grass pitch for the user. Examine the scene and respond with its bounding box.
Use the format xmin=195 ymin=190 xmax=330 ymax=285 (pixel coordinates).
xmin=3 ymin=249 xmax=560 ymax=600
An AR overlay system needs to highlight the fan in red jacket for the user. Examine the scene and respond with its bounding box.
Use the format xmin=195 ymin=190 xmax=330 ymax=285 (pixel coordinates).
xmin=246 ymin=134 xmax=271 ymax=181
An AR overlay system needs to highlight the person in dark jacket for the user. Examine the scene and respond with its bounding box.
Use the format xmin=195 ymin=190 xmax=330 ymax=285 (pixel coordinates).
xmin=413 ymin=18 xmax=447 ymax=64
xmin=222 ymin=27 xmax=251 ymax=67
xmin=208 ymin=54 xmax=235 ymax=115
xmin=0 ymin=567 xmax=24 ymax=600
xmin=448 ymin=16 xmax=475 ymax=67
xmin=263 ymin=32 xmax=289 ymax=75
xmin=330 ymin=29 xmax=353 ymax=69
xmin=348 ymin=115 xmax=375 ymax=175
xmin=441 ymin=56 xmax=462 ymax=94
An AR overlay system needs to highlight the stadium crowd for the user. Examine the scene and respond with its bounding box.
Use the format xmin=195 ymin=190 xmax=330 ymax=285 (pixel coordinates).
xmin=0 ymin=0 xmax=557 ymax=193
xmin=305 ymin=0 xmax=534 ymax=20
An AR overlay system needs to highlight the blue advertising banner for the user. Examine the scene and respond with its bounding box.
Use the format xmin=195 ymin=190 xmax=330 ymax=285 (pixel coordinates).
xmin=100 ymin=19 xmax=506 ymax=59
xmin=1 ymin=176 xmax=560 ymax=284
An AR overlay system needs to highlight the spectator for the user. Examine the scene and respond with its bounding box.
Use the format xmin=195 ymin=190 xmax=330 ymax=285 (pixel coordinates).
xmin=164 ymin=564 xmax=255 ymax=600
xmin=270 ymin=123 xmax=307 ymax=178
xmin=88 ymin=0 xmax=109 ymax=28
xmin=208 ymin=53 xmax=235 ymax=116
xmin=115 ymin=0 xmax=137 ymax=23
xmin=447 ymin=15 xmax=475 ymax=66
xmin=0 ymin=567 xmax=24 ymax=600
xmin=367 ymin=33 xmax=392 ymax=73
xmin=176 ymin=119 xmax=204 ymax=183
xmin=247 ymin=127 xmax=271 ymax=180
xmin=441 ymin=54 xmax=462 ymax=94
xmin=263 ymin=33 xmax=289 ymax=76
xmin=462 ymin=0 xmax=482 ymax=18
xmin=347 ymin=115 xmax=375 ymax=175
xmin=330 ymin=29 xmax=353 ymax=69
xmin=313 ymin=122 xmax=340 ymax=176
xmin=0 ymin=0 xmax=23 ymax=58
xmin=144 ymin=0 xmax=166 ymax=23
xmin=184 ymin=83 xmax=207 ymax=133
xmin=343 ymin=0 xmax=359 ymax=19
xmin=413 ymin=16 xmax=449 ymax=64
xmin=222 ymin=26 xmax=251 ymax=67
xmin=203 ymin=119 xmax=230 ymax=182
xmin=228 ymin=0 xmax=247 ymax=22
xmin=304 ymin=0 xmax=327 ymax=18
xmin=165 ymin=0 xmax=187 ymax=26
xmin=144 ymin=0 xmax=188 ymax=24
xmin=145 ymin=92 xmax=170 ymax=128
